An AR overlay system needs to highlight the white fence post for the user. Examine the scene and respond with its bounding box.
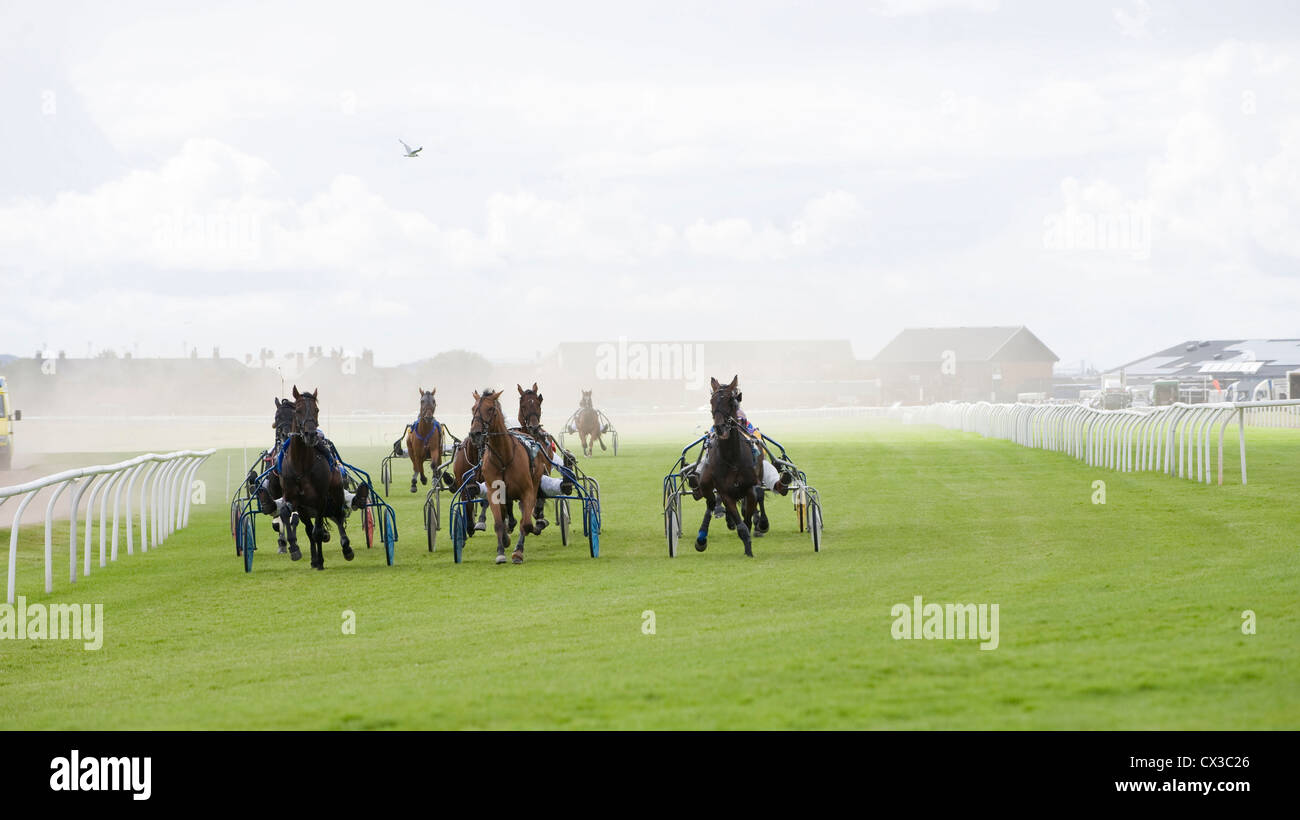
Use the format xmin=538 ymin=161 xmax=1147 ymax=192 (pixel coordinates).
xmin=0 ymin=450 xmax=214 ymax=604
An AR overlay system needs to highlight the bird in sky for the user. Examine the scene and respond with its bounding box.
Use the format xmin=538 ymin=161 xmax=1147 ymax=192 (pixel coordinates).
xmin=399 ymin=139 xmax=423 ymax=158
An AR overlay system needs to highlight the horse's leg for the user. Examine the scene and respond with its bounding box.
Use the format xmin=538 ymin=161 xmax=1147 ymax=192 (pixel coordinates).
xmin=409 ymin=447 xmax=420 ymax=493
xmin=754 ymin=487 xmax=769 ymax=536
xmin=720 ymin=494 xmax=752 ymax=557
xmin=696 ymin=485 xmax=717 ymax=551
xmin=310 ymin=514 xmax=325 ymax=570
xmin=335 ymin=507 xmax=354 ymax=561
xmin=490 ymin=495 xmax=509 ymax=564
xmin=514 ymin=482 xmax=543 ymax=564
xmin=283 ymin=502 xmax=302 ymax=561
xmin=597 ymin=431 xmax=606 ymax=451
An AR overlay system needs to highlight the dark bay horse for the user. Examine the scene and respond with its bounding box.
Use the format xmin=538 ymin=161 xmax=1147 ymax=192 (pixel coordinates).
xmin=693 ymin=376 xmax=761 ymax=557
xmin=253 ymin=397 xmax=299 ymax=553
xmin=406 ymin=388 xmax=445 ymax=493
xmin=279 ymin=386 xmax=357 ymax=570
xmin=576 ymin=390 xmax=606 ymax=457
xmin=469 ymin=389 xmax=548 ymax=564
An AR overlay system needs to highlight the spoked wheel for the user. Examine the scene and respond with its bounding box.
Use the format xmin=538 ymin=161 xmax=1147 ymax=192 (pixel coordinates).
xmin=233 ymin=508 xmax=243 ymax=555
xmin=425 ymin=497 xmax=439 ymax=552
xmin=612 ymin=432 xmax=618 ymax=456
xmin=383 ymin=508 xmax=396 ymax=566
xmin=242 ymin=518 xmax=255 ymax=572
xmin=666 ymin=506 xmax=680 ymax=558
xmin=557 ymin=498 xmax=570 ymax=547
xmin=585 ymin=504 xmax=600 ymax=558
xmin=364 ymin=505 xmax=375 ymax=548
xmin=794 ymin=489 xmax=807 ymax=533
xmin=451 ymin=504 xmax=466 ymax=564
xmin=808 ymin=499 xmax=823 ymax=552
xmin=381 ymin=460 xmax=391 ymax=496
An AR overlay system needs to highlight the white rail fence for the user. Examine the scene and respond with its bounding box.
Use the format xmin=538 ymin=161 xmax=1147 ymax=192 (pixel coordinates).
xmin=893 ymin=401 xmax=1300 ymax=486
xmin=0 ymin=450 xmax=215 ymax=604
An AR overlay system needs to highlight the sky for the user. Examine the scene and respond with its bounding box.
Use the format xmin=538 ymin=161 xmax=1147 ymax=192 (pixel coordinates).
xmin=1 ymin=0 xmax=1298 ymax=370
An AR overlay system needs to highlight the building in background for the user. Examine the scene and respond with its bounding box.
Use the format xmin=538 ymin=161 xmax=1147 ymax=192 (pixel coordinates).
xmin=873 ymin=326 xmax=1059 ymax=404
xmin=1114 ymin=339 xmax=1300 ymax=402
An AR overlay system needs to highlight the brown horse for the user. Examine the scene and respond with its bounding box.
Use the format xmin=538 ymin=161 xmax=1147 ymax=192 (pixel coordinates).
xmin=406 ymin=388 xmax=445 ymax=493
xmin=469 ymin=389 xmax=548 ymax=564
xmin=576 ymin=389 xmax=606 ymax=457
xmin=278 ymin=386 xmax=358 ymax=569
xmin=692 ymin=376 xmax=761 ymax=557
xmin=443 ymin=428 xmax=498 ymax=534
xmin=516 ymin=382 xmax=573 ymax=526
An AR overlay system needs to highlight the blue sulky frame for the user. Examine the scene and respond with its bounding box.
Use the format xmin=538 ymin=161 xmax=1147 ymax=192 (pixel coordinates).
xmin=444 ymin=456 xmax=601 ymax=564
xmin=231 ymin=454 xmax=398 ymax=573
xmin=661 ymin=433 xmax=823 ymax=557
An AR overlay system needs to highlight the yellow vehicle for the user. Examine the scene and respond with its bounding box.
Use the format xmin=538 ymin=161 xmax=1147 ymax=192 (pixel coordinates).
xmin=0 ymin=376 xmax=19 ymax=470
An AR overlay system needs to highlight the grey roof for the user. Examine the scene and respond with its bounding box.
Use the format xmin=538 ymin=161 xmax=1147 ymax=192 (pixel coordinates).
xmin=873 ymin=326 xmax=1058 ymax=364
xmin=1117 ymin=339 xmax=1300 ymax=380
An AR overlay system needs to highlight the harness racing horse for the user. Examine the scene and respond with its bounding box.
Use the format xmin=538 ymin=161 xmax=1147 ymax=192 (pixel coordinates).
xmin=469 ymin=389 xmax=549 ymax=564
xmin=406 ymin=388 xmax=445 ymax=493
xmin=516 ymin=383 xmax=573 ymax=528
xmin=252 ymin=397 xmax=299 ymax=553
xmin=576 ymin=390 xmax=607 ymax=457
xmin=692 ymin=376 xmax=762 ymax=557
xmin=278 ymin=386 xmax=365 ymax=570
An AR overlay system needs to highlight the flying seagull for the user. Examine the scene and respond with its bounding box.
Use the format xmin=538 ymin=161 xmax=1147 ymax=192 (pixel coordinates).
xmin=399 ymin=139 xmax=423 ymax=158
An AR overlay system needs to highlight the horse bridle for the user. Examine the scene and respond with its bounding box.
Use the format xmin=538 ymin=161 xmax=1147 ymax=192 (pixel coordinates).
xmin=519 ymin=391 xmax=543 ymax=436
xmin=471 ymin=396 xmax=517 ymax=471
xmin=292 ymin=395 xmax=321 ymax=445
xmin=711 ymin=387 xmax=740 ymax=435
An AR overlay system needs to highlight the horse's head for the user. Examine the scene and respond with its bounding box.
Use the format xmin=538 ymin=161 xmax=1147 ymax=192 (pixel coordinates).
xmin=418 ymin=387 xmax=437 ymax=423
xmin=273 ymin=397 xmax=296 ymax=444
xmin=518 ymin=382 xmax=543 ymax=430
xmin=469 ymin=389 xmax=504 ymax=443
xmin=709 ymin=375 xmax=741 ymax=439
xmin=580 ymin=390 xmax=593 ymax=410
xmin=291 ymin=385 xmax=321 ymax=446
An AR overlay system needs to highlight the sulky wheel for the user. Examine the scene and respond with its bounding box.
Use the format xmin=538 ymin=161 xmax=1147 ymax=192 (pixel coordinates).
xmin=557 ymin=497 xmax=570 ymax=547
xmin=585 ymin=504 xmax=600 ymax=558
xmin=666 ymin=506 xmax=679 ymax=558
xmin=808 ymin=499 xmax=823 ymax=552
xmin=451 ymin=505 xmax=466 ymax=563
xmin=242 ymin=519 xmax=255 ymax=572
xmin=383 ymin=507 xmax=396 ymax=566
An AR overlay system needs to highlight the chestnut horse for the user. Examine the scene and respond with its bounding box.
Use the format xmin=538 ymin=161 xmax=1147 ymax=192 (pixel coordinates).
xmin=279 ymin=386 xmax=358 ymax=569
xmin=469 ymin=389 xmax=548 ymax=564
xmin=576 ymin=390 xmax=606 ymax=457
xmin=443 ymin=428 xmax=496 ymax=534
xmin=406 ymin=388 xmax=445 ymax=493
xmin=692 ymin=376 xmax=761 ymax=557
xmin=516 ymin=382 xmax=572 ymax=527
